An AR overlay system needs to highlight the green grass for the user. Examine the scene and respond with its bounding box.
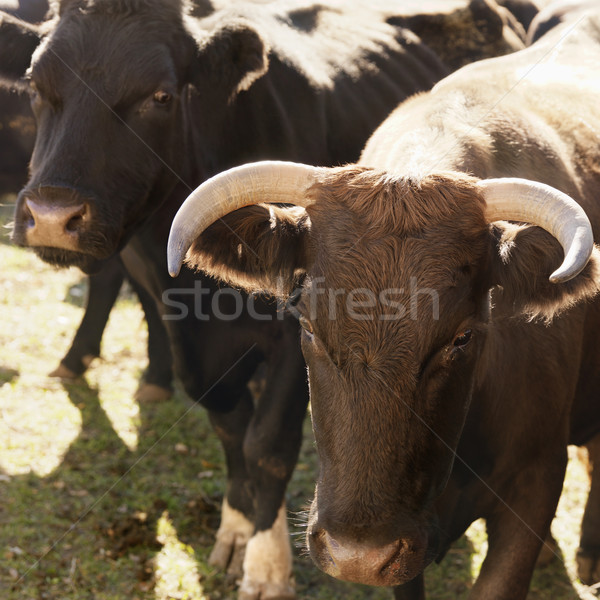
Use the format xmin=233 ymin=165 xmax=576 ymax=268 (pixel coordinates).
xmin=0 ymin=202 xmax=598 ymax=599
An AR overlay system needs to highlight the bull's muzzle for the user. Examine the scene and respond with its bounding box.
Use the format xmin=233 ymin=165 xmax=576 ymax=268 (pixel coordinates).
xmin=308 ymin=526 xmax=429 ymax=587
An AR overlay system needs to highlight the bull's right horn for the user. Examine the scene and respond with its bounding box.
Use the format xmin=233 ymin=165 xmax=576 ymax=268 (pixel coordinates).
xmin=167 ymin=161 xmax=323 ymax=277
xmin=478 ymin=178 xmax=595 ymax=284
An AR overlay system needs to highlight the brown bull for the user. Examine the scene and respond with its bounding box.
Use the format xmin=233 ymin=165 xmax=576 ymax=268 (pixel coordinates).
xmin=167 ymin=6 xmax=600 ymax=600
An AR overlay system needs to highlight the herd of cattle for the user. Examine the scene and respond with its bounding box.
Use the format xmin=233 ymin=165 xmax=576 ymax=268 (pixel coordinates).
xmin=1 ymin=0 xmax=599 ymax=598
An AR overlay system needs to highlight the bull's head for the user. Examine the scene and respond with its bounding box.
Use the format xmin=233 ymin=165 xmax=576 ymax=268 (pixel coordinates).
xmin=166 ymin=161 xmax=599 ymax=587
xmin=0 ymin=0 xmax=269 ymax=271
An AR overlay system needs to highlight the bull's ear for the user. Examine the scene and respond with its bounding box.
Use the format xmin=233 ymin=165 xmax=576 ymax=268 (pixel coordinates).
xmin=184 ymin=204 xmax=310 ymax=296
xmin=188 ymin=20 xmax=269 ymax=102
xmin=488 ymin=222 xmax=600 ymax=320
xmin=0 ymin=12 xmax=41 ymax=86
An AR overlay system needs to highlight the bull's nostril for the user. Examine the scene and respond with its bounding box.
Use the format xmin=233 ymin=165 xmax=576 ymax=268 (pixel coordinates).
xmin=310 ymin=527 xmax=325 ymax=542
xmin=310 ymin=528 xmax=338 ymax=570
xmin=379 ymin=540 xmax=403 ymax=577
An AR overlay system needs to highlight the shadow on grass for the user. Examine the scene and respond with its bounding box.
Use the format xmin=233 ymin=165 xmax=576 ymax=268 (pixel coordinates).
xmin=0 ymin=371 xmax=595 ymax=599
xmin=0 ymin=373 xmax=228 ymax=599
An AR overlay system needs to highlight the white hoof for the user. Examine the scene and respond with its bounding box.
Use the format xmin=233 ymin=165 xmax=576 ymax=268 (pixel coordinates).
xmin=239 ymin=504 xmax=295 ymax=599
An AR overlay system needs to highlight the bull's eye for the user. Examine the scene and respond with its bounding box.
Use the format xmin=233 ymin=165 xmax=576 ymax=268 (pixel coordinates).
xmin=453 ymin=329 xmax=472 ymax=348
xmin=299 ymin=316 xmax=314 ymax=335
xmin=153 ymin=91 xmax=172 ymax=106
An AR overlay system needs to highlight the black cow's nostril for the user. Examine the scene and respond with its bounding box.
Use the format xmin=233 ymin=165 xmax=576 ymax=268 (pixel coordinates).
xmin=22 ymin=202 xmax=35 ymax=228
xmin=66 ymin=215 xmax=81 ymax=231
xmin=66 ymin=206 xmax=87 ymax=232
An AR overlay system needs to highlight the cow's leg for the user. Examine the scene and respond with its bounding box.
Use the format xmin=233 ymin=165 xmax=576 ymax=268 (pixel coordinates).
xmin=208 ymin=392 xmax=256 ymax=578
xmin=51 ymin=256 xmax=124 ymax=378
xmin=468 ymin=452 xmax=566 ymax=600
xmin=208 ymin=370 xmax=307 ymax=600
xmin=238 ymin=338 xmax=308 ymax=600
xmin=577 ymin=433 xmax=600 ymax=585
xmin=393 ymin=573 xmax=425 ymax=600
xmin=128 ymin=275 xmax=173 ymax=402
xmin=535 ymin=529 xmax=559 ymax=567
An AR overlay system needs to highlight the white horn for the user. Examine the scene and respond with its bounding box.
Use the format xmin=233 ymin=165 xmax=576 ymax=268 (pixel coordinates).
xmin=167 ymin=160 xmax=323 ymax=277
xmin=478 ymin=178 xmax=595 ymax=284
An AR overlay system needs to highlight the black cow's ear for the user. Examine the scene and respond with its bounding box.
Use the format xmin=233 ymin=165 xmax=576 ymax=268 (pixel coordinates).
xmin=0 ymin=12 xmax=41 ymax=86
xmin=189 ymin=20 xmax=269 ymax=102
xmin=185 ymin=204 xmax=311 ymax=297
xmin=487 ymin=222 xmax=600 ymax=321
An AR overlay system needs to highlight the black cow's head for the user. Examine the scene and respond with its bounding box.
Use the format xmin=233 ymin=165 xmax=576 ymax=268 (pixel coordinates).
xmin=166 ymin=161 xmax=600 ymax=586
xmin=0 ymin=0 xmax=268 ymax=272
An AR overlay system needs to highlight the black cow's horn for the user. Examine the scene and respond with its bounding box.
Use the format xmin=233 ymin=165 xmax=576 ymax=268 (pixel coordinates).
xmin=478 ymin=178 xmax=594 ymax=284
xmin=167 ymin=161 xmax=323 ymax=277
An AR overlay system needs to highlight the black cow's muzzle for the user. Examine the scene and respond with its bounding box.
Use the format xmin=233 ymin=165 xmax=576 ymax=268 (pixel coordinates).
xmin=14 ymin=186 xmax=90 ymax=251
xmin=12 ymin=185 xmax=116 ymax=271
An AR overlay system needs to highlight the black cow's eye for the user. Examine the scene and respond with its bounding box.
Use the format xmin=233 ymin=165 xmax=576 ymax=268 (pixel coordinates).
xmin=153 ymin=91 xmax=172 ymax=106
xmin=453 ymin=329 xmax=472 ymax=348
xmin=299 ymin=316 xmax=314 ymax=335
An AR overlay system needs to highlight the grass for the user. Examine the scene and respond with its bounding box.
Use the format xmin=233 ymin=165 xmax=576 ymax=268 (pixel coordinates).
xmin=0 ymin=200 xmax=598 ymax=599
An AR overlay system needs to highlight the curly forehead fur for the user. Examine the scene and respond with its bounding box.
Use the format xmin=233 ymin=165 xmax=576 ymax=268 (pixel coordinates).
xmin=307 ymin=166 xmax=487 ymax=235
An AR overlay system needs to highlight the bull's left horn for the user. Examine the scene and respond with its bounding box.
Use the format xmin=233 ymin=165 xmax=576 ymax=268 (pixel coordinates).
xmin=167 ymin=161 xmax=323 ymax=277
xmin=478 ymin=178 xmax=595 ymax=284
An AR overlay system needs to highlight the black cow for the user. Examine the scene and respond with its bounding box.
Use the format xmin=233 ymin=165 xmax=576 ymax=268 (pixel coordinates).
xmin=166 ymin=4 xmax=600 ymax=600
xmin=0 ymin=0 xmax=525 ymax=596
xmin=0 ymin=0 xmax=174 ymax=399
